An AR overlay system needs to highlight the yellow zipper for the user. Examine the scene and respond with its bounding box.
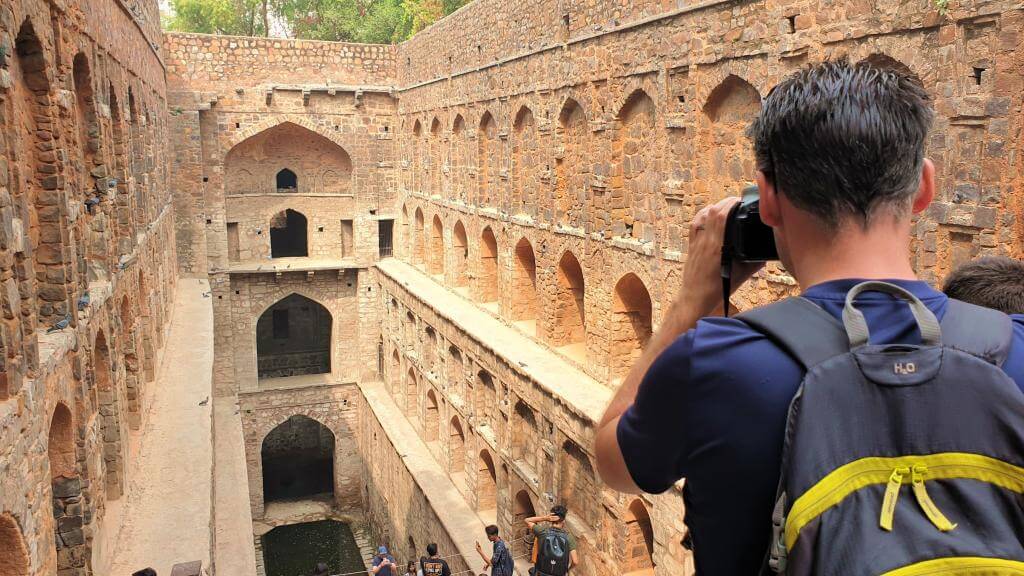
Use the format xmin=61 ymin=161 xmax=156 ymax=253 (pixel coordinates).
xmin=911 ymin=465 xmax=957 ymax=532
xmin=880 ymin=467 xmax=908 ymax=531
xmin=785 ymin=453 xmax=1024 ymax=551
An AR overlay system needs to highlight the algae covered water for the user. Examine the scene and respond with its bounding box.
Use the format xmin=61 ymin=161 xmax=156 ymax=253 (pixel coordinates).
xmin=263 ymin=520 xmax=366 ymax=576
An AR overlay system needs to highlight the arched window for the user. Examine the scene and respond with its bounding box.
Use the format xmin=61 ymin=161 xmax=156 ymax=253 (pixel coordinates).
xmin=269 ymin=209 xmax=308 ymax=258
xmin=276 ymin=168 xmax=298 ymax=191
xmin=425 ymin=389 xmax=440 ymax=442
xmin=452 ymin=221 xmax=469 ymax=288
xmin=256 ymin=294 xmax=331 ymax=379
xmin=262 ymin=415 xmax=335 ymax=503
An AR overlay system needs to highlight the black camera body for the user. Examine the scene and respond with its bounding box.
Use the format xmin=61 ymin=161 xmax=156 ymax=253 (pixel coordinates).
xmin=723 ymin=185 xmax=779 ymax=263
xmin=719 ymin=185 xmax=779 ymax=316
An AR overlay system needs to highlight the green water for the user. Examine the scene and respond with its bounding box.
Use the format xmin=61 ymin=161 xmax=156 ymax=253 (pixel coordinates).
xmin=263 ymin=520 xmax=366 ymax=576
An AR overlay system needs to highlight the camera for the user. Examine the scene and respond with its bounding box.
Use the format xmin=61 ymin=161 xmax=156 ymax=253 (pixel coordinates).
xmin=723 ymin=185 xmax=779 ymax=263
xmin=720 ymin=185 xmax=779 ymax=316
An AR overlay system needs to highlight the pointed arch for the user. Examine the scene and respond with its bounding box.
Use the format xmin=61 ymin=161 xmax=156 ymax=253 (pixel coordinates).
xmin=269 ymin=208 xmax=308 ymax=258
xmin=261 ymin=415 xmax=335 ymax=503
xmin=623 ymin=499 xmax=656 ymax=573
xmin=0 ymin=513 xmax=30 ymax=576
xmin=430 ymin=117 xmax=443 ymax=197
xmin=256 ymin=293 xmax=332 ymax=379
xmin=478 ymin=111 xmax=498 ymax=208
xmin=475 ymin=370 xmax=497 ymax=427
xmin=94 ymin=329 xmax=125 ymax=498
xmin=412 ymin=119 xmax=424 ymax=192
xmin=429 ymin=214 xmax=445 ymax=276
xmin=511 ymin=238 xmax=538 ymax=323
xmin=406 ymin=368 xmax=419 ymax=416
xmin=400 ymin=204 xmax=411 ymax=259
xmin=556 ymin=98 xmax=589 ymax=228
xmin=609 ymin=89 xmax=657 ymax=240
xmin=560 ymin=440 xmax=597 ymax=527
xmin=452 ymin=220 xmax=469 ymax=287
xmin=449 ymin=416 xmax=466 ymax=475
xmin=72 ymin=52 xmax=98 ymax=202
xmin=413 ymin=208 xmax=425 ymax=264
xmin=477 ymin=226 xmax=499 ymax=303
xmin=452 ymin=114 xmax=467 ymax=202
xmin=700 ymin=74 xmax=761 ymax=200
xmin=703 ymin=74 xmax=761 ymax=122
xmin=477 ymin=449 xmax=497 ymax=519
xmin=225 ymin=121 xmax=352 ymax=195
xmin=610 ymin=273 xmax=653 ymax=382
xmin=14 ymin=19 xmax=68 ymax=327
xmin=551 ymin=251 xmax=586 ymax=351
xmin=512 ymin=106 xmax=539 ymax=216
xmin=513 ymin=490 xmax=537 ymax=547
xmin=425 ymin=388 xmax=440 ymax=442
xmin=512 ymin=400 xmax=538 ymax=471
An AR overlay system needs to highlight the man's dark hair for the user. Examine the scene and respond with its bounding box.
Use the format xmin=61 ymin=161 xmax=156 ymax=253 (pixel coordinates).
xmin=426 ymin=542 xmax=438 ymax=556
xmin=747 ymin=56 xmax=934 ymax=230
xmin=132 ymin=570 xmax=157 ymax=576
xmin=485 ymin=524 xmax=499 ymax=537
xmin=943 ymin=256 xmax=1024 ymax=315
xmin=551 ymin=504 xmax=568 ymax=520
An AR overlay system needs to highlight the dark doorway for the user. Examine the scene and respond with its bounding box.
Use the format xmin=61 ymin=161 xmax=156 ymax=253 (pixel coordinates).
xmin=378 ymin=219 xmax=394 ymax=258
xmin=276 ymin=168 xmax=298 ymax=191
xmin=257 ymin=294 xmax=331 ymax=379
xmin=270 ymin=209 xmax=308 ymax=258
xmin=262 ymin=415 xmax=335 ymax=503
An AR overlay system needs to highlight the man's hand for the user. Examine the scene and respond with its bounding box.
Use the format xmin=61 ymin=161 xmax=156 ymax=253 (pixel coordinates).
xmin=475 ymin=541 xmax=483 ymax=553
xmin=548 ymin=514 xmax=561 ymax=523
xmin=676 ymin=196 xmax=764 ymax=318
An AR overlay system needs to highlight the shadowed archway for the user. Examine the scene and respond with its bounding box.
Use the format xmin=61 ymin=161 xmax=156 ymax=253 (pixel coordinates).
xmin=262 ymin=415 xmax=335 ymax=503
xmin=256 ymin=294 xmax=332 ymax=379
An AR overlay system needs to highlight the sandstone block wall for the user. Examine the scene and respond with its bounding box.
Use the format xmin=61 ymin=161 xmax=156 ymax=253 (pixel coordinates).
xmin=167 ymin=1 xmax=1024 ymax=575
xmin=0 ymin=0 xmax=178 ymax=574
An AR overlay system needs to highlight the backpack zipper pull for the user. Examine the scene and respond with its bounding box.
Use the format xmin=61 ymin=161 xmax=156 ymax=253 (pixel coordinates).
xmin=880 ymin=467 xmax=908 ymax=531
xmin=911 ymin=465 xmax=958 ymax=532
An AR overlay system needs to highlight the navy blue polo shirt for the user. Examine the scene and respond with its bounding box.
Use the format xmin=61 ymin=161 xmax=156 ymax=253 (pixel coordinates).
xmin=617 ymin=279 xmax=1024 ymax=575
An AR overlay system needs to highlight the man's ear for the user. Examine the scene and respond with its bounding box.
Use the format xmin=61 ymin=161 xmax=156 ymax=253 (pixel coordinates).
xmin=912 ymin=158 xmax=936 ymax=214
xmin=756 ymin=170 xmax=781 ymax=227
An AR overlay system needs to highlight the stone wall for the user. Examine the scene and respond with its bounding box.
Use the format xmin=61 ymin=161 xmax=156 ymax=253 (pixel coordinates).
xmin=392 ymin=0 xmax=1024 ymax=386
xmin=0 ymin=0 xmax=177 ymax=574
xmin=168 ymin=1 xmax=1024 ymax=575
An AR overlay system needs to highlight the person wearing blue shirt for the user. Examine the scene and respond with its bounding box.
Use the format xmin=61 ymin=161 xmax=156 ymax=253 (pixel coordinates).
xmin=594 ymin=58 xmax=1024 ymax=575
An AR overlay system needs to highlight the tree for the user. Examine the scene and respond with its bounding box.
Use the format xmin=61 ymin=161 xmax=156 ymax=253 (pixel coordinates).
xmin=163 ymin=0 xmax=471 ymax=42
xmin=165 ymin=0 xmax=270 ymax=36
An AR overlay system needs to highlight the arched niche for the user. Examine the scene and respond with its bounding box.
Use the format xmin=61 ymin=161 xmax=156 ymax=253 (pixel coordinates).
xmin=429 ymin=215 xmax=444 ymax=276
xmin=256 ymin=293 xmax=332 ymax=379
xmin=511 ymin=238 xmax=538 ymax=325
xmin=623 ymin=499 xmax=655 ymax=574
xmin=611 ymin=90 xmax=657 ymax=240
xmin=477 ymin=226 xmax=499 ymax=304
xmin=452 ymin=221 xmax=469 ymax=287
xmin=610 ymin=274 xmax=652 ymax=382
xmin=512 ymin=106 xmax=539 ymax=216
xmin=551 ymin=251 xmax=585 ymax=354
xmin=0 ymin=513 xmax=30 ymax=576
xmin=225 ymin=122 xmax=352 ymax=195
xmin=556 ymin=99 xmax=588 ymax=229
xmin=261 ymin=415 xmax=335 ymax=503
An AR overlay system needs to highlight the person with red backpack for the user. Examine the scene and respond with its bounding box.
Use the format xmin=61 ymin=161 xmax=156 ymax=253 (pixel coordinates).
xmin=525 ymin=505 xmax=578 ymax=576
xmin=594 ymin=58 xmax=1024 ymax=575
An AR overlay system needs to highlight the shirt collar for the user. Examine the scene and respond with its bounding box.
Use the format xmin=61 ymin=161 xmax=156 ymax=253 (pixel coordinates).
xmin=802 ymin=278 xmax=944 ymax=301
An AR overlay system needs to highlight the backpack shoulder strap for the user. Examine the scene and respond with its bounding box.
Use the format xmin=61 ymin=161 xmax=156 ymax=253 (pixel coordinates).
xmin=940 ymin=299 xmax=1013 ymax=367
xmin=737 ymin=297 xmax=849 ymax=370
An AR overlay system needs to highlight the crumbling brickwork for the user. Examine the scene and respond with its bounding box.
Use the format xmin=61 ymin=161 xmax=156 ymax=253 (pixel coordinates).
xmin=0 ymin=1 xmax=178 ymax=575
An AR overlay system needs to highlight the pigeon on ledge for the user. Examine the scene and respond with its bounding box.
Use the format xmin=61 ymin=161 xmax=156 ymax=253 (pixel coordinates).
xmin=77 ymin=292 xmax=91 ymax=311
xmin=46 ymin=313 xmax=72 ymax=334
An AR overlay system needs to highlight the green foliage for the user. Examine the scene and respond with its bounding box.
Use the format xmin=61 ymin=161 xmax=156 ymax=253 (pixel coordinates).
xmin=165 ymin=0 xmax=270 ymax=36
xmin=162 ymin=0 xmax=470 ymax=43
xmin=933 ymin=0 xmax=950 ymax=15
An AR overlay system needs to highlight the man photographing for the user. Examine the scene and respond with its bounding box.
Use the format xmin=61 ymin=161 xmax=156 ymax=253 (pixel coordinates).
xmin=594 ymin=58 xmax=1024 ymax=574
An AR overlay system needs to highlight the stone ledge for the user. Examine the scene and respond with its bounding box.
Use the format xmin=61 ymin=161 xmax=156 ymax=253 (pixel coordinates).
xmin=375 ymin=259 xmax=610 ymax=423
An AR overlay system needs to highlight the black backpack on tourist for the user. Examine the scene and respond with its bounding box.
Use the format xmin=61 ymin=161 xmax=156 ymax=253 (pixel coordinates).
xmin=535 ymin=528 xmax=571 ymax=576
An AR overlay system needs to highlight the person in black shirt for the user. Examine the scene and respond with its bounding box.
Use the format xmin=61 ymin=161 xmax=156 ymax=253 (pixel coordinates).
xmin=420 ymin=543 xmax=451 ymax=576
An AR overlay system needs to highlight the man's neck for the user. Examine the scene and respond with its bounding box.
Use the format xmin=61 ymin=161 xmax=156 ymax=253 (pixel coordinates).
xmin=790 ymin=219 xmax=917 ymax=289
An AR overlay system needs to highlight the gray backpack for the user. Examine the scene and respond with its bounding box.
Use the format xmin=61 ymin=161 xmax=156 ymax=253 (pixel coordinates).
xmin=739 ymin=281 xmax=1024 ymax=575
